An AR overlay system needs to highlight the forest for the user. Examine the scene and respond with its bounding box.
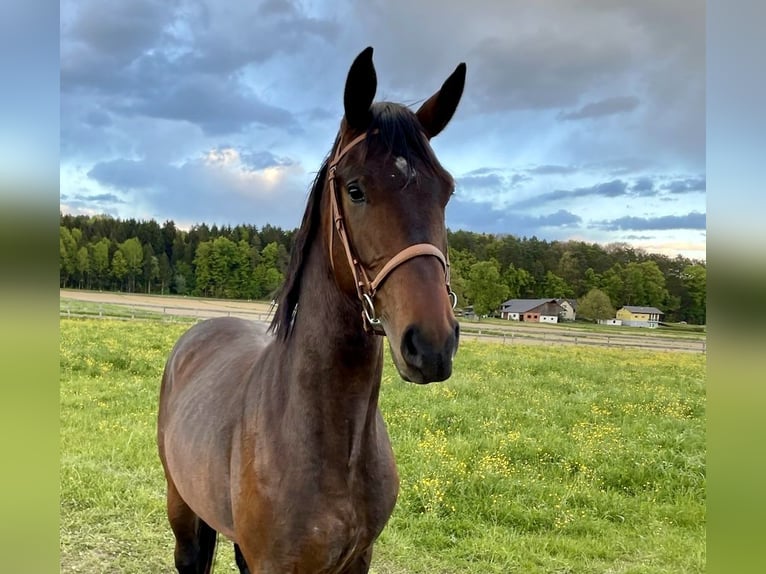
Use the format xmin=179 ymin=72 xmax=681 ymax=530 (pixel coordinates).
xmin=59 ymin=213 xmax=706 ymax=324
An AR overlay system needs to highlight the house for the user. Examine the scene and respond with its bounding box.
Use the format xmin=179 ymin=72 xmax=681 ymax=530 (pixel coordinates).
xmin=458 ymin=305 xmax=477 ymax=319
xmin=499 ymin=299 xmax=563 ymax=323
xmin=556 ymin=298 xmax=577 ymax=321
xmin=615 ymin=305 xmax=664 ymax=328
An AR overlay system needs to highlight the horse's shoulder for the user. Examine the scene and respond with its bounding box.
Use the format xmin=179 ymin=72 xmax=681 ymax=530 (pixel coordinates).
xmin=173 ymin=317 xmax=271 ymax=356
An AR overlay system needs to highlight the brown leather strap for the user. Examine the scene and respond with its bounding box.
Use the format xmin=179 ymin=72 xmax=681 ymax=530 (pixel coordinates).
xmin=327 ymin=131 xmax=375 ymax=276
xmin=329 ymin=131 xmax=370 ymax=171
xmin=369 ymin=243 xmax=447 ymax=293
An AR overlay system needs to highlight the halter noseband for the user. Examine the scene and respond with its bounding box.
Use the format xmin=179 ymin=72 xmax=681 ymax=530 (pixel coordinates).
xmin=327 ymin=130 xmax=457 ymax=335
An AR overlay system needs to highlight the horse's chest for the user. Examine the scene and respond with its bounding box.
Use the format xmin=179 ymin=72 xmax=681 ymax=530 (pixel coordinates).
xmin=248 ymin=473 xmax=398 ymax=572
xmin=303 ymin=509 xmax=370 ymax=572
xmin=297 ymin=488 xmax=390 ymax=570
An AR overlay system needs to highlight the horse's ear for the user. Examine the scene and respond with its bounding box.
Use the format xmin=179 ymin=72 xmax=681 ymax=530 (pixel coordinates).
xmin=344 ymin=46 xmax=377 ymax=131
xmin=416 ymin=63 xmax=466 ymax=139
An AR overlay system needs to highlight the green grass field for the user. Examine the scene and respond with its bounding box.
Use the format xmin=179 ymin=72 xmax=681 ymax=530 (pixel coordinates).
xmin=60 ymin=318 xmax=705 ymax=573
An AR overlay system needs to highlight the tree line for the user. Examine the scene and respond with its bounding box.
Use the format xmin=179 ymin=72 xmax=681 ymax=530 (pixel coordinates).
xmin=60 ymin=214 xmax=706 ymax=324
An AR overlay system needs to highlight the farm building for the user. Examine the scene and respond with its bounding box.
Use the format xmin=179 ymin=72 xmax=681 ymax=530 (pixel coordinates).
xmin=499 ymin=299 xmax=563 ymax=323
xmin=458 ymin=305 xmax=477 ymax=319
xmin=615 ymin=305 xmax=664 ymax=328
xmin=555 ymin=298 xmax=577 ymax=321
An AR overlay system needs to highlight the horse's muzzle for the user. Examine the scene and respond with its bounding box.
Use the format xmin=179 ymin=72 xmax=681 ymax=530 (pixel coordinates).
xmin=398 ymin=320 xmax=459 ymax=383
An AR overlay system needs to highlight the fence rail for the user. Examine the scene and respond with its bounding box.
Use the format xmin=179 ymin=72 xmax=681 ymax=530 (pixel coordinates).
xmin=60 ymin=301 xmax=705 ymax=354
xmin=461 ymin=327 xmax=705 ymax=353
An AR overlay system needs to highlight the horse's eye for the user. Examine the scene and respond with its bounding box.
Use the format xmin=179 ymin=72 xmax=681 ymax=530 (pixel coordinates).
xmin=347 ymin=183 xmax=366 ymax=203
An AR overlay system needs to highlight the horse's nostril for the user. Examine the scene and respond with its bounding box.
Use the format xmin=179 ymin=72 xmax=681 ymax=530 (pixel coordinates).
xmin=402 ymin=326 xmax=421 ymax=364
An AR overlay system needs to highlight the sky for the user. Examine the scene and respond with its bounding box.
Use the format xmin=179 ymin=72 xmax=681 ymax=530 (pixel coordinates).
xmin=59 ymin=0 xmax=706 ymax=261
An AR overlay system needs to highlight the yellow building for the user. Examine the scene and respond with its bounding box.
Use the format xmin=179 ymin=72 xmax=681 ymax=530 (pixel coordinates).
xmin=615 ymin=305 xmax=663 ymax=328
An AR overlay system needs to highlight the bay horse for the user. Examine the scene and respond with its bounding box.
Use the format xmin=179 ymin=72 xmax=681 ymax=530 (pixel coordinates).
xmin=158 ymin=46 xmax=466 ymax=573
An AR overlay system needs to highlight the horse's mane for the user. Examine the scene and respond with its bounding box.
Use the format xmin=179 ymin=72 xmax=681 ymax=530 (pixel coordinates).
xmin=268 ymin=102 xmax=447 ymax=341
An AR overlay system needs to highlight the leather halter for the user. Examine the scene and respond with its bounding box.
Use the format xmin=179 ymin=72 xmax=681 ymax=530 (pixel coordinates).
xmin=326 ymin=130 xmax=457 ymax=335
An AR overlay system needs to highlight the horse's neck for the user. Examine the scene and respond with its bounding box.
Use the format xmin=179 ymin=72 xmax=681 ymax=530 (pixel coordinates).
xmin=289 ymin=235 xmax=383 ymax=374
xmin=276 ymin=239 xmax=386 ymax=467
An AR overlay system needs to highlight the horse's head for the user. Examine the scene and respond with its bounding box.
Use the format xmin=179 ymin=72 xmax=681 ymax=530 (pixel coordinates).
xmin=327 ymin=47 xmax=465 ymax=384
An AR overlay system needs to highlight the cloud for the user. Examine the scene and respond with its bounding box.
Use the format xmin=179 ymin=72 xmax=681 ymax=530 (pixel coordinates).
xmin=531 ymin=210 xmax=582 ymax=228
xmin=558 ymin=96 xmax=640 ymax=121
xmin=509 ymin=179 xmax=629 ymax=210
xmin=86 ymin=147 xmax=309 ymax=227
xmin=456 ymin=170 xmax=530 ymax=192
xmin=662 ymin=176 xmax=706 ymax=194
xmin=456 ymin=173 xmax=505 ymax=191
xmin=239 ymin=150 xmax=296 ymax=170
xmin=526 ymin=164 xmax=579 ymax=175
xmin=61 ymin=0 xmax=331 ymax=137
xmin=447 ymin=193 xmax=581 ymax=237
xmin=73 ymin=192 xmax=125 ymax=204
xmin=596 ymin=211 xmax=706 ymax=231
xmin=126 ymin=74 xmax=299 ymax=135
xmin=468 ymin=29 xmax=633 ymax=112
xmin=88 ymin=159 xmax=158 ymax=190
xmin=631 ymin=177 xmax=655 ymax=196
xmin=58 ymin=0 xmax=706 ymax=259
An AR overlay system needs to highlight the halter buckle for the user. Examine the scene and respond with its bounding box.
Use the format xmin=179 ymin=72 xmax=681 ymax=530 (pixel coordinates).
xmin=362 ymin=293 xmax=384 ymax=333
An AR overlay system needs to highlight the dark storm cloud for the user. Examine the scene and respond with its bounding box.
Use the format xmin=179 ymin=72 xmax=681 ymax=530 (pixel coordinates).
xmin=631 ymin=177 xmax=655 ymax=196
xmin=88 ymin=159 xmax=160 ymax=190
xmin=178 ymin=1 xmax=337 ymax=76
xmin=455 ymin=170 xmax=532 ymax=193
xmin=558 ymin=96 xmax=640 ymax=121
xmin=526 ymin=165 xmax=579 ymax=176
xmin=455 ymin=173 xmax=505 ymax=191
xmin=72 ymin=192 xmax=126 ymax=204
xmin=532 ymin=210 xmax=582 ymax=227
xmin=61 ymin=0 xmax=333 ymax=136
xmin=596 ymin=212 xmax=706 ymax=231
xmin=509 ymin=180 xmax=629 ymax=210
xmin=127 ymin=75 xmax=298 ymax=135
xmin=662 ymin=176 xmax=706 ymax=194
xmin=447 ymin=194 xmax=581 ymax=236
xmin=468 ymin=33 xmax=632 ymax=112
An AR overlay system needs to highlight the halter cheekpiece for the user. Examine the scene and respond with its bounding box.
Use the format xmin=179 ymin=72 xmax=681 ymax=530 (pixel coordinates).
xmin=327 ymin=130 xmax=457 ymax=335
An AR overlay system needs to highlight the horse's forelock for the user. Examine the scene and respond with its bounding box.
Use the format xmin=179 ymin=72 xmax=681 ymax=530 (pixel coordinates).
xmin=368 ymin=102 xmax=446 ymax=179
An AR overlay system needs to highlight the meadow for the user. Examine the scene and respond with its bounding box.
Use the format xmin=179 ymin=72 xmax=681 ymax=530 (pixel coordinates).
xmin=60 ymin=317 xmax=705 ymax=573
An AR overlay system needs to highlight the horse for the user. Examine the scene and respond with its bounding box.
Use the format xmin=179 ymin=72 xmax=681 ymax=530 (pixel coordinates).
xmin=157 ymin=46 xmax=466 ymax=573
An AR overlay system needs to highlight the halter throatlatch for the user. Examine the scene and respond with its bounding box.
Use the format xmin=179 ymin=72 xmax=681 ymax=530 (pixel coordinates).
xmin=327 ymin=130 xmax=457 ymax=335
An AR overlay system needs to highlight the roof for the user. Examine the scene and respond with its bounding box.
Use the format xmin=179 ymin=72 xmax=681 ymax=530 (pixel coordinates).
xmin=500 ymin=298 xmax=561 ymax=313
xmin=621 ymin=305 xmax=664 ymax=315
